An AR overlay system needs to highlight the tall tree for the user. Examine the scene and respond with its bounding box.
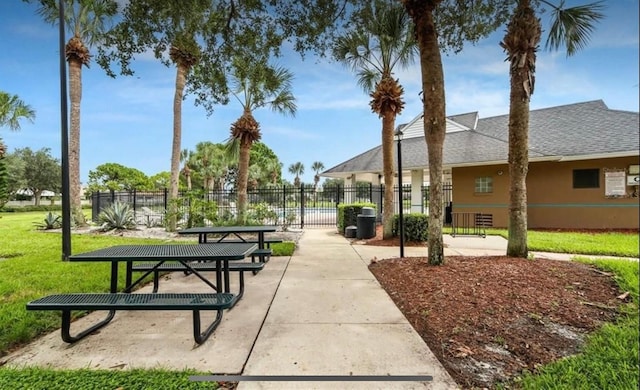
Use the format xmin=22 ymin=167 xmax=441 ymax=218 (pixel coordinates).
xmin=250 ymin=142 xmax=283 ymax=187
xmin=288 ymin=162 xmax=305 ymax=187
xmin=400 ymin=0 xmax=511 ymax=265
xmin=0 ymin=91 xmax=36 ymax=131
xmin=501 ymin=0 xmax=604 ymax=258
xmin=29 ymin=0 xmax=117 ymax=225
xmin=96 ymin=0 xmax=226 ymax=231
xmin=0 ymin=140 xmax=7 ymax=207
xmin=333 ymin=0 xmax=416 ymax=240
xmin=264 ymin=159 xmax=283 ymax=185
xmin=191 ymin=142 xmax=227 ymax=191
xmin=228 ymin=58 xmax=296 ymax=223
xmin=0 ymin=91 xmax=35 ymax=207
xmin=87 ymin=162 xmax=152 ymax=192
xmin=13 ymin=147 xmax=61 ymax=206
xmin=311 ymin=161 xmax=325 ymax=191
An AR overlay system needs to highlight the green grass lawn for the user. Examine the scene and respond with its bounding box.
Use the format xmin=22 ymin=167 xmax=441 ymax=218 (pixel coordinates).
xmin=1 ymin=212 xmax=637 ymax=388
xmin=515 ymin=257 xmax=639 ymax=390
xmin=445 ymin=227 xmax=639 ymax=258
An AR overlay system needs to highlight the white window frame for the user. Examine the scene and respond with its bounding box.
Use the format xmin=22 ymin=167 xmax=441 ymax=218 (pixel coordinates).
xmin=475 ymin=176 xmax=493 ymax=193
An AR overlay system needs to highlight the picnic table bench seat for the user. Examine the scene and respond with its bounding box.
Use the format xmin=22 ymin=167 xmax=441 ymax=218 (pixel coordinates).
xmin=26 ymin=292 xmax=235 ymax=345
xmin=211 ymin=238 xmax=283 ymax=248
xmin=130 ymin=261 xmax=265 ymax=299
xmin=197 ymin=245 xmax=273 ymax=263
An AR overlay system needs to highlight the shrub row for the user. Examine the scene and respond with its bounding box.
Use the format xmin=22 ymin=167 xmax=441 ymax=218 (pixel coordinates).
xmin=1 ymin=204 xmax=92 ymax=213
xmin=392 ymin=213 xmax=428 ymax=242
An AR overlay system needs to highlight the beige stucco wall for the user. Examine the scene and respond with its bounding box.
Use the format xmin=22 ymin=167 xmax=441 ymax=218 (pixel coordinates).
xmin=452 ymin=156 xmax=639 ymax=230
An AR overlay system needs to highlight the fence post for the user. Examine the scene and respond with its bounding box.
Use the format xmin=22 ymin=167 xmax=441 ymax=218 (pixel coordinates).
xmin=300 ymin=185 xmax=305 ymax=229
xmin=163 ymin=188 xmax=168 ymax=212
xmin=282 ymin=185 xmax=287 ymax=224
xmin=110 ymin=189 xmax=115 ymax=203
xmin=94 ymin=191 xmax=100 ymax=222
xmin=132 ymin=189 xmax=137 ymax=218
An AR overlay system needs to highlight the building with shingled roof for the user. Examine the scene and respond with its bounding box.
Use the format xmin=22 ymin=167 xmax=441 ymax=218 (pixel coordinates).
xmin=322 ymin=100 xmax=639 ymax=229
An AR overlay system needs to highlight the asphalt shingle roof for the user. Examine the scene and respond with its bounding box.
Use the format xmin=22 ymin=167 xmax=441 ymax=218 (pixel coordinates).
xmin=323 ymin=100 xmax=639 ymax=176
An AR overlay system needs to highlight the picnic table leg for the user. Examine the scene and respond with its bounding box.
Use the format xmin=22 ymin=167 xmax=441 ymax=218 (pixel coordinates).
xmin=192 ymin=309 xmax=223 ymax=345
xmin=125 ymin=261 xmax=132 ymax=291
xmin=223 ymin=259 xmax=230 ymax=293
xmin=61 ymin=309 xmax=115 ymax=343
xmin=111 ymin=262 xmax=119 ymax=293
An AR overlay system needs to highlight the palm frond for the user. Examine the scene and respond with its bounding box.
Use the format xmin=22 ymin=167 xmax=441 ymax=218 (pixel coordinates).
xmin=544 ymin=1 xmax=605 ymax=56
xmin=357 ymin=69 xmax=380 ymax=94
xmin=223 ymin=137 xmax=240 ymax=162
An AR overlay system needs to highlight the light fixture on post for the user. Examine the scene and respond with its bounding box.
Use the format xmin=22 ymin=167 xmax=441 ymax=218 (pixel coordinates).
xmin=395 ymin=129 xmax=404 ymax=258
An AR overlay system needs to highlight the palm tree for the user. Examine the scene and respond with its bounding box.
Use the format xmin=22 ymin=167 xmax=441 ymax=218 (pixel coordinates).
xmin=0 ymin=92 xmax=35 ymax=182
xmin=264 ymin=159 xmax=282 ymax=185
xmin=180 ymin=148 xmax=193 ymax=191
xmin=167 ymin=35 xmax=200 ymax=230
xmin=501 ymin=0 xmax=604 ymax=258
xmin=311 ymin=161 xmax=325 ymax=191
xmin=0 ymin=91 xmax=36 ymax=131
xmin=288 ymin=162 xmax=305 ymax=187
xmin=32 ymin=0 xmax=117 ymax=226
xmin=333 ymin=0 xmax=416 ymax=240
xmin=228 ymin=58 xmax=296 ymax=224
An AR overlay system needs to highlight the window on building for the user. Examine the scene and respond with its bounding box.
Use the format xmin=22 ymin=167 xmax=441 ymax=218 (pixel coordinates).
xmin=475 ymin=176 xmax=493 ymax=193
xmin=573 ymin=169 xmax=600 ymax=188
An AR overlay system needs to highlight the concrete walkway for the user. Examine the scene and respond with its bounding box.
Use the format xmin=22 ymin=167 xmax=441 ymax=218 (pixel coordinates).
xmin=239 ymin=228 xmax=457 ymax=389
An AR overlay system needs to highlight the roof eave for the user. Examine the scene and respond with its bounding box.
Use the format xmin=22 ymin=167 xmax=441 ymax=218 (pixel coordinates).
xmin=558 ymin=151 xmax=640 ymax=162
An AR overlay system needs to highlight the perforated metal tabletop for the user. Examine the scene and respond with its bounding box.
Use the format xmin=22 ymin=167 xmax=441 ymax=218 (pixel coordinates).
xmin=69 ymin=243 xmax=257 ymax=262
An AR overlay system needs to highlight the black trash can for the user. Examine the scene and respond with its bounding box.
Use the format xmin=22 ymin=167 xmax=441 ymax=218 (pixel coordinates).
xmin=360 ymin=207 xmax=375 ymax=216
xmin=345 ymin=225 xmax=357 ymax=238
xmin=356 ymin=213 xmax=376 ymax=239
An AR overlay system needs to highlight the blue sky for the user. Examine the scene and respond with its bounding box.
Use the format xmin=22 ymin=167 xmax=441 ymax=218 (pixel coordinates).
xmin=1 ymin=1 xmax=638 ymax=186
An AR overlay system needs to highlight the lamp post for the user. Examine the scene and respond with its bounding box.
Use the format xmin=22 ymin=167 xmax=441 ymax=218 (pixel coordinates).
xmin=395 ymin=129 xmax=404 ymax=258
xmin=59 ymin=0 xmax=71 ymax=260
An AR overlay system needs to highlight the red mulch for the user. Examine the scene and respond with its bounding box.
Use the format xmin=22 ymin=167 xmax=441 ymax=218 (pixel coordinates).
xmin=364 ymin=226 xmax=629 ymax=388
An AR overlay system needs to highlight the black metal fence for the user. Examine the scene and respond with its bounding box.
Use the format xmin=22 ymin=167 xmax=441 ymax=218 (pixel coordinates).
xmin=91 ymin=183 xmax=453 ymax=228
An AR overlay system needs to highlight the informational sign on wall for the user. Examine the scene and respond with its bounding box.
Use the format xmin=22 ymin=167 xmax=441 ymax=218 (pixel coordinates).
xmin=605 ymin=170 xmax=626 ymax=197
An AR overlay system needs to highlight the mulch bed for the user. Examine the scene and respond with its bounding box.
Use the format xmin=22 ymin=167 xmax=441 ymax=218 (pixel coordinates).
xmin=364 ymin=226 xmax=629 ymax=388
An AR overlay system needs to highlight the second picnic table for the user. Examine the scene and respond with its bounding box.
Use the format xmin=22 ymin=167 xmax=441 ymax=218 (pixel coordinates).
xmin=178 ymin=225 xmax=279 ymax=263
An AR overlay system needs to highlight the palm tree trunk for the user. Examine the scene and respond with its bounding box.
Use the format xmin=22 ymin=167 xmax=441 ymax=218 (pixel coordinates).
xmin=168 ymin=64 xmax=186 ymax=231
xmin=68 ymin=57 xmax=85 ymax=225
xmin=505 ymin=0 xmax=538 ymax=258
xmin=237 ymin=138 xmax=251 ymax=224
xmin=414 ymin=4 xmax=446 ymax=265
xmin=382 ymin=112 xmax=395 ymax=239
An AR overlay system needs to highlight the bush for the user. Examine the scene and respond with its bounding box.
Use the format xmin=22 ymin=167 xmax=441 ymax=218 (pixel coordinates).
xmin=247 ymin=203 xmax=278 ymax=225
xmin=392 ymin=213 xmax=428 ymax=242
xmin=98 ymin=201 xmax=136 ymax=231
xmin=337 ymin=202 xmax=376 ymax=234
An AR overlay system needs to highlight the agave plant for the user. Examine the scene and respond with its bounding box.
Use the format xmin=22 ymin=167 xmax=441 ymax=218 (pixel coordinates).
xmin=34 ymin=212 xmax=62 ymax=230
xmin=99 ymin=201 xmax=136 ymax=231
